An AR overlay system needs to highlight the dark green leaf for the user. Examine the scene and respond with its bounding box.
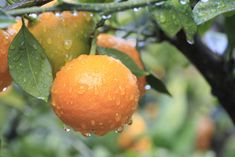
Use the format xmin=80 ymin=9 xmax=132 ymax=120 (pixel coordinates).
xmin=8 ymin=21 xmax=53 ymax=102
xmin=147 ymin=73 xmax=171 ymax=96
xmin=153 ymin=0 xmax=197 ymax=42
xmin=97 ymin=46 xmax=147 ymax=77
xmin=193 ymin=0 xmax=235 ymax=25
xmin=0 ymin=9 xmax=15 ymax=28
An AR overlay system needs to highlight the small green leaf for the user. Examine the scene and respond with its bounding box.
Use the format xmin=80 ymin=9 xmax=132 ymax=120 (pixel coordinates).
xmin=0 ymin=9 xmax=15 ymax=28
xmin=97 ymin=46 xmax=147 ymax=77
xmin=147 ymin=72 xmax=171 ymax=96
xmin=153 ymin=0 xmax=197 ymax=42
xmin=193 ymin=0 xmax=235 ymax=25
xmin=8 ymin=21 xmax=53 ymax=101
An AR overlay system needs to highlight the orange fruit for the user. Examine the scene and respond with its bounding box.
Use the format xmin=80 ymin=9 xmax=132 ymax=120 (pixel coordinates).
xmin=196 ymin=117 xmax=214 ymax=151
xmin=118 ymin=113 xmax=151 ymax=152
xmin=29 ymin=11 xmax=95 ymax=75
xmin=0 ymin=30 xmax=14 ymax=92
xmin=97 ymin=34 xmax=146 ymax=96
xmin=51 ymin=55 xmax=140 ymax=136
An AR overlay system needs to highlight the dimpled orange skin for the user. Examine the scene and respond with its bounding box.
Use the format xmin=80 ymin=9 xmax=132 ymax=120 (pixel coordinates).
xmin=29 ymin=11 xmax=95 ymax=75
xmin=51 ymin=55 xmax=140 ymax=136
xmin=97 ymin=34 xmax=146 ymax=96
xmin=0 ymin=30 xmax=13 ymax=91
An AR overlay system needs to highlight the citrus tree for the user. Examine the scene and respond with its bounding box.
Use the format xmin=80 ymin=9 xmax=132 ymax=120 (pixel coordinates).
xmin=0 ymin=0 xmax=235 ymax=156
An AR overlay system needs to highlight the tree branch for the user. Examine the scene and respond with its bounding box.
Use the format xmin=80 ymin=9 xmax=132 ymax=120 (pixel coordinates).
xmin=163 ymin=31 xmax=235 ymax=124
xmin=5 ymin=0 xmax=165 ymax=16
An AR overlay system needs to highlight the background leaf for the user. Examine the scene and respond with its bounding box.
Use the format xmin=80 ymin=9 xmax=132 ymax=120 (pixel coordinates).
xmin=8 ymin=22 xmax=53 ymax=101
xmin=193 ymin=0 xmax=235 ymax=25
xmin=97 ymin=46 xmax=147 ymax=77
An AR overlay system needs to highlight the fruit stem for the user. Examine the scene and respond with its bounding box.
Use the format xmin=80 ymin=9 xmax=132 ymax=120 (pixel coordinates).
xmin=90 ymin=30 xmax=98 ymax=55
xmin=6 ymin=0 xmax=165 ymax=16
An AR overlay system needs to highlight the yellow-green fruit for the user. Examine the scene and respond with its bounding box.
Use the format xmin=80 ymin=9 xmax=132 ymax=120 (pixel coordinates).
xmin=29 ymin=12 xmax=95 ymax=75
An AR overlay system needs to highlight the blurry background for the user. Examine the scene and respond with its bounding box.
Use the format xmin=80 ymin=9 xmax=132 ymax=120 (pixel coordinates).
xmin=1 ymin=1 xmax=235 ymax=157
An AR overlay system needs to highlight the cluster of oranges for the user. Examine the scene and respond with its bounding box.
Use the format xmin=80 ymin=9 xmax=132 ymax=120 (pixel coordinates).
xmin=0 ymin=1 xmax=146 ymax=136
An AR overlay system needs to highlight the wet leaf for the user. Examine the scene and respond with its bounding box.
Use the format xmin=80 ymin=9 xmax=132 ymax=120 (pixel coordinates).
xmin=97 ymin=46 xmax=147 ymax=77
xmin=193 ymin=0 xmax=235 ymax=25
xmin=153 ymin=0 xmax=197 ymax=42
xmin=8 ymin=21 xmax=53 ymax=102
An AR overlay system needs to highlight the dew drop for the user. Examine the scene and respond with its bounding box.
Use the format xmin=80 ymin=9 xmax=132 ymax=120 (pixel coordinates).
xmin=102 ymin=14 xmax=111 ymax=20
xmin=29 ymin=13 xmax=38 ymax=18
xmin=64 ymin=40 xmax=73 ymax=50
xmin=115 ymin=126 xmax=124 ymax=133
xmin=200 ymin=0 xmax=208 ymax=2
xmin=115 ymin=113 xmax=121 ymax=122
xmin=179 ymin=0 xmax=187 ymax=5
xmin=133 ymin=8 xmax=140 ymax=12
xmin=187 ymin=39 xmax=194 ymax=45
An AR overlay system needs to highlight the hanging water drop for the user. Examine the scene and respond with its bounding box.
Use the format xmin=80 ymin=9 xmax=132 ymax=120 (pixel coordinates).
xmin=55 ymin=12 xmax=61 ymax=17
xmin=127 ymin=118 xmax=133 ymax=125
xmin=201 ymin=0 xmax=208 ymax=2
xmin=72 ymin=10 xmax=78 ymax=16
xmin=82 ymin=132 xmax=91 ymax=137
xmin=115 ymin=126 xmax=124 ymax=133
xmin=64 ymin=127 xmax=71 ymax=132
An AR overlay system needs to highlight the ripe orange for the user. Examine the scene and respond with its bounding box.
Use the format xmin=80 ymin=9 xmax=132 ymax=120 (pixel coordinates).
xmin=0 ymin=30 xmax=14 ymax=92
xmin=118 ymin=113 xmax=151 ymax=152
xmin=51 ymin=55 xmax=140 ymax=136
xmin=29 ymin=11 xmax=95 ymax=75
xmin=97 ymin=34 xmax=146 ymax=96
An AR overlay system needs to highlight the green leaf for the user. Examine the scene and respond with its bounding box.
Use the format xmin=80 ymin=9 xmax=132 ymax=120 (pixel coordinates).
xmin=0 ymin=9 xmax=15 ymax=28
xmin=8 ymin=21 xmax=53 ymax=102
xmin=153 ymin=0 xmax=197 ymax=42
xmin=97 ymin=46 xmax=147 ymax=77
xmin=146 ymin=73 xmax=171 ymax=96
xmin=193 ymin=0 xmax=235 ymax=25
